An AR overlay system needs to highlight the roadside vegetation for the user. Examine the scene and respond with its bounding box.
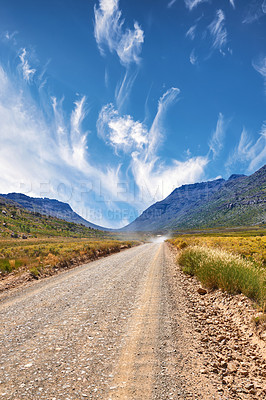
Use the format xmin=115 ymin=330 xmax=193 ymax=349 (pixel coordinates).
xmin=0 ymin=197 xmax=138 ymax=282
xmin=0 ymin=238 xmax=135 ymax=279
xmin=169 ymin=230 xmax=266 ymax=307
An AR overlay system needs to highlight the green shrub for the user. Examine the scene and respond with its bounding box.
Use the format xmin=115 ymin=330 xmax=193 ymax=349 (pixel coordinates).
xmin=29 ymin=266 xmax=41 ymax=278
xmin=15 ymin=259 xmax=23 ymax=269
xmin=0 ymin=259 xmax=12 ymax=273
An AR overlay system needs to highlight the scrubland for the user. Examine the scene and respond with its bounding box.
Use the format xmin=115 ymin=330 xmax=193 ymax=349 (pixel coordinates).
xmin=0 ymin=238 xmax=135 ymax=279
xmin=0 ymin=197 xmax=138 ymax=281
xmin=169 ymin=231 xmax=266 ymax=307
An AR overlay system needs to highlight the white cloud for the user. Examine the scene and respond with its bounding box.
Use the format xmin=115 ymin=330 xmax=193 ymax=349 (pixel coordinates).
xmin=249 ymin=123 xmax=266 ymax=172
xmin=94 ymin=0 xmax=120 ymax=55
xmin=243 ymin=1 xmax=266 ymax=24
xmin=229 ymin=0 xmax=235 ymax=9
xmin=94 ymin=0 xmax=144 ymax=67
xmin=252 ymin=56 xmax=266 ymax=77
xmin=114 ymin=69 xmax=138 ymax=111
xmin=168 ymin=0 xmax=177 ymax=8
xmin=209 ymin=10 xmax=227 ymax=51
xmin=252 ymin=55 xmax=266 ymax=92
xmin=208 ymin=113 xmax=226 ymax=158
xmin=147 ymin=88 xmax=180 ymax=158
xmin=186 ymin=25 xmax=197 ymax=40
xmin=184 ymin=0 xmax=209 ymax=11
xmin=3 ymin=31 xmax=18 ymax=42
xmin=189 ymin=49 xmax=197 ymax=65
xmin=51 ymin=96 xmax=88 ymax=170
xmin=97 ymin=103 xmax=148 ymax=152
xmin=0 ymin=62 xmax=127 ymax=228
xmin=70 ymin=97 xmax=88 ymax=168
xmin=116 ymin=22 xmax=144 ymax=66
xmin=226 ymin=125 xmax=266 ymax=173
xmin=19 ymin=48 xmax=36 ymax=82
xmin=97 ymin=87 xmax=209 ymax=206
xmin=131 ymin=155 xmax=208 ymax=206
xmin=236 ymin=129 xmax=254 ymax=161
xmin=94 ymin=0 xmax=144 ymax=111
xmin=98 ymin=88 xmax=181 ymax=156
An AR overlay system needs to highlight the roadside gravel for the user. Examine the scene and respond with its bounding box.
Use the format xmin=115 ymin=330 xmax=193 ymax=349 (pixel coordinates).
xmin=167 ymin=244 xmax=266 ymax=399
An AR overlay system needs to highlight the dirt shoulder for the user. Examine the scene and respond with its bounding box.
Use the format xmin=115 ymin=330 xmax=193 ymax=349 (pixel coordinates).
xmin=167 ymin=243 xmax=266 ymax=399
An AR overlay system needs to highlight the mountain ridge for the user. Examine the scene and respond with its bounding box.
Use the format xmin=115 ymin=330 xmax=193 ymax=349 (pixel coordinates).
xmin=122 ymin=165 xmax=266 ymax=232
xmin=0 ymin=193 xmax=109 ymax=231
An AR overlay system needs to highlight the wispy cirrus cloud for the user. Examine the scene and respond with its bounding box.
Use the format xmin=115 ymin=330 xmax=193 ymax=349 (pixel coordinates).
xmin=252 ymin=55 xmax=266 ymax=92
xmin=116 ymin=22 xmax=144 ymax=66
xmin=0 ymin=65 xmax=83 ymax=188
xmin=186 ymin=25 xmax=197 ymax=40
xmin=94 ymin=0 xmax=144 ymax=111
xmin=168 ymin=0 xmax=177 ymax=8
xmin=3 ymin=30 xmax=18 ymax=43
xmin=189 ymin=49 xmax=198 ymax=65
xmin=19 ymin=48 xmax=36 ymax=82
xmin=208 ymin=113 xmax=226 ymax=158
xmin=94 ymin=0 xmax=144 ymax=67
xmin=184 ymin=0 xmax=209 ymax=11
xmin=226 ymin=125 xmax=266 ymax=173
xmin=229 ymin=0 xmax=235 ymax=9
xmin=97 ymin=87 xmax=208 ymax=206
xmin=0 ymin=52 xmax=128 ymax=228
xmin=131 ymin=87 xmax=208 ymax=205
xmin=147 ymin=88 xmax=180 ymax=158
xmin=51 ymin=95 xmax=88 ymax=169
xmin=114 ymin=69 xmax=138 ymax=111
xmin=243 ymin=1 xmax=266 ymax=24
xmin=208 ymin=10 xmax=227 ymax=52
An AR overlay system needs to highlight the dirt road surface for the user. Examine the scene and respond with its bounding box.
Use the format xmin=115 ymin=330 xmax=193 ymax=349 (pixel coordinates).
xmin=0 ymin=242 xmax=234 ymax=399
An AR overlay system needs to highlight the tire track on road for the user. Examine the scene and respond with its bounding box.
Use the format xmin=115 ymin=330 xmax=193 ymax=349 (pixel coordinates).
xmin=109 ymin=245 xmax=163 ymax=399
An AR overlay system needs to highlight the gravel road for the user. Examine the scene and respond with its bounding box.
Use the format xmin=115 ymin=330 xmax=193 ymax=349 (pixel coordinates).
xmin=0 ymin=242 xmax=224 ymax=399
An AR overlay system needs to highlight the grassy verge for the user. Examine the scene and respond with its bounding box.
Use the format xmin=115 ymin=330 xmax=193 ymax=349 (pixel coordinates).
xmin=170 ymin=234 xmax=266 ymax=268
xmin=0 ymin=238 xmax=138 ymax=280
xmin=177 ymin=245 xmax=266 ymax=307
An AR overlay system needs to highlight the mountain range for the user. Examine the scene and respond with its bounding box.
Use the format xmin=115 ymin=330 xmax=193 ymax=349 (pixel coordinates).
xmin=0 ymin=193 xmax=108 ymax=231
xmin=122 ymin=165 xmax=266 ymax=232
xmin=1 ymin=165 xmax=265 ymax=232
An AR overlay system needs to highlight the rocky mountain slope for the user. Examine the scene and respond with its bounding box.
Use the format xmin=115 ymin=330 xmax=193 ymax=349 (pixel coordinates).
xmin=122 ymin=165 xmax=266 ymax=232
xmin=0 ymin=196 xmax=109 ymax=239
xmin=1 ymin=193 xmax=108 ymax=231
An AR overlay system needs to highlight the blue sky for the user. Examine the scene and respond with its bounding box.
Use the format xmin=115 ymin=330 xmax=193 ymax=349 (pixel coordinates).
xmin=0 ymin=0 xmax=265 ymax=228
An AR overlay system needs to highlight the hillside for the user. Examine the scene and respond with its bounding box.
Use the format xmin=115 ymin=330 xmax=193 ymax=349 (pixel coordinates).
xmin=1 ymin=193 xmax=108 ymax=231
xmin=0 ymin=196 xmax=107 ymax=239
xmin=122 ymin=165 xmax=266 ymax=232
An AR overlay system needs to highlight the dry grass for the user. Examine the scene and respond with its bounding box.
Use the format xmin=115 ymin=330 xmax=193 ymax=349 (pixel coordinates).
xmin=0 ymin=238 xmax=137 ymax=278
xmin=169 ymin=232 xmax=266 ymax=307
xmin=176 ymin=245 xmax=266 ymax=307
xmin=170 ymin=235 xmax=266 ymax=268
